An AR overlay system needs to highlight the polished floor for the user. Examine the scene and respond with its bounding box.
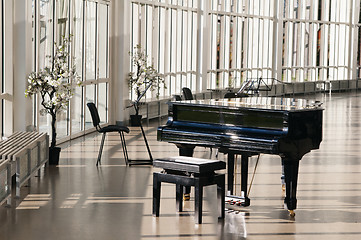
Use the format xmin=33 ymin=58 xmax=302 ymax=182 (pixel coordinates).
xmin=1 ymin=91 xmax=361 ymax=240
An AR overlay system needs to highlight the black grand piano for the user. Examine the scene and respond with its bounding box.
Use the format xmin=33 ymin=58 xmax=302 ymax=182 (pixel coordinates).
xmin=157 ymin=97 xmax=323 ymax=215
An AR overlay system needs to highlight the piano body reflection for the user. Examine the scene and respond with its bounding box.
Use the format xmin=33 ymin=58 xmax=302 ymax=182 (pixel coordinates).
xmin=157 ymin=97 xmax=323 ymax=214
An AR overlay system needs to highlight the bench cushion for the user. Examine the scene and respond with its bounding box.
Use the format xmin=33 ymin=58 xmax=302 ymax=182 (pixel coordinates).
xmin=154 ymin=156 xmax=226 ymax=173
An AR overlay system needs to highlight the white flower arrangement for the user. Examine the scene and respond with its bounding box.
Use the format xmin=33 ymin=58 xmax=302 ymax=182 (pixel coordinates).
xmin=25 ymin=37 xmax=81 ymax=148
xmin=128 ymin=44 xmax=165 ymax=101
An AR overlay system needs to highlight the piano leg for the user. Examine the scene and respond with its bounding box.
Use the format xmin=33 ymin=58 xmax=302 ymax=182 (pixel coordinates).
xmin=227 ymin=153 xmax=250 ymax=206
xmin=227 ymin=153 xmax=235 ymax=195
xmin=178 ymin=145 xmax=195 ymax=157
xmin=282 ymin=158 xmax=300 ymax=216
xmin=178 ymin=145 xmax=195 ymax=200
xmin=241 ymin=154 xmax=250 ymax=206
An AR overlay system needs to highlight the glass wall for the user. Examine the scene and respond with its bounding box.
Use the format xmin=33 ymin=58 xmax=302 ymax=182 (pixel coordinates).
xmin=282 ymin=0 xmax=352 ymax=82
xmin=130 ymin=0 xmax=198 ymax=99
xmin=130 ymin=0 xmax=361 ymax=96
xmin=32 ymin=0 xmax=110 ymax=143
xmin=208 ymin=0 xmax=275 ymax=89
xmin=71 ymin=0 xmax=83 ymax=135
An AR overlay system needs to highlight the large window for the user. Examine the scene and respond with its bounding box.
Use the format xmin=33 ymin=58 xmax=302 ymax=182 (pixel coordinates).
xmin=130 ymin=0 xmax=361 ymax=97
xmin=32 ymin=0 xmax=110 ymax=143
xmin=130 ymin=0 xmax=198 ymax=99
xmin=208 ymin=0 xmax=275 ymax=89
xmin=282 ymin=0 xmax=353 ymax=82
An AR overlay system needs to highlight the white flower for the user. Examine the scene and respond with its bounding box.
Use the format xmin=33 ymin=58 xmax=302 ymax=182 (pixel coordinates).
xmin=25 ymin=37 xmax=82 ymax=116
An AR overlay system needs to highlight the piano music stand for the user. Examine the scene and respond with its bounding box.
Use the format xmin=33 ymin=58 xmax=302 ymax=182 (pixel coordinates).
xmin=236 ymin=77 xmax=273 ymax=96
xmin=127 ymin=82 xmax=154 ymax=166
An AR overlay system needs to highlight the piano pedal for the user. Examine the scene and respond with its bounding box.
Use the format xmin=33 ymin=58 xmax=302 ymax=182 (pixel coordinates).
xmin=183 ymin=193 xmax=190 ymax=201
xmin=282 ymin=184 xmax=285 ymax=191
xmin=225 ymin=196 xmax=248 ymax=207
xmin=288 ymin=210 xmax=295 ymax=217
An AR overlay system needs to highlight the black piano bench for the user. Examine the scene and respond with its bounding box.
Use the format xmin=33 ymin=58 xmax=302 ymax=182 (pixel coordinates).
xmin=152 ymin=156 xmax=226 ymax=224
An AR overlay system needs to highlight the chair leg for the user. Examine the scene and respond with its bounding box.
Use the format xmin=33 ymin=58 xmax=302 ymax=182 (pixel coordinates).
xmin=96 ymin=132 xmax=106 ymax=166
xmin=176 ymin=184 xmax=183 ymax=212
xmin=194 ymin=180 xmax=203 ymax=224
xmin=119 ymin=132 xmax=129 ymax=165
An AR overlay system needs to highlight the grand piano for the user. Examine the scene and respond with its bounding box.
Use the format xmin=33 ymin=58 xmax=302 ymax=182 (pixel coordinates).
xmin=157 ymin=97 xmax=323 ymax=215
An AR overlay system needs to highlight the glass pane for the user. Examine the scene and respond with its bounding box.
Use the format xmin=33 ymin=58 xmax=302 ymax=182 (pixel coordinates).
xmin=0 ymin=0 xmax=2 ymax=137
xmin=38 ymin=104 xmax=51 ymax=140
xmin=86 ymin=1 xmax=96 ymax=80
xmin=71 ymin=86 xmax=83 ymax=134
xmin=56 ymin=109 xmax=69 ymax=139
xmin=73 ymin=0 xmax=83 ymax=79
xmin=32 ymin=0 xmax=35 ymax=71
xmin=56 ymin=0 xmax=69 ymax=44
xmin=39 ymin=0 xmax=53 ymax=70
xmin=85 ymin=84 xmax=95 ymax=130
xmin=98 ymin=4 xmax=108 ymax=78
xmin=98 ymin=83 xmax=108 ymax=124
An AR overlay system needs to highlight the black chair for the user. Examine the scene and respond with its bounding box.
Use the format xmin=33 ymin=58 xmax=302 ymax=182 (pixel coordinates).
xmin=182 ymin=87 xmax=193 ymax=100
xmin=173 ymin=95 xmax=182 ymax=101
xmin=87 ymin=102 xmax=130 ymax=166
xmin=224 ymin=92 xmax=237 ymax=98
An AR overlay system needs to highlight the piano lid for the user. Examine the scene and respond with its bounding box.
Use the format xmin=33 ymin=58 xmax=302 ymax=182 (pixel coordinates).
xmin=170 ymin=97 xmax=323 ymax=112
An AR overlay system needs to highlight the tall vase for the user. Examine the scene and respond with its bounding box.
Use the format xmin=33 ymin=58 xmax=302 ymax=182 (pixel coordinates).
xmin=130 ymin=114 xmax=142 ymax=126
xmin=49 ymin=147 xmax=61 ymax=165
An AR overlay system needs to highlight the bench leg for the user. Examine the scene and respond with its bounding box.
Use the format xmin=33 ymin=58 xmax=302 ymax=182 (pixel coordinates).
xmin=178 ymin=146 xmax=194 ymax=198
xmin=153 ymin=173 xmax=161 ymax=217
xmin=16 ymin=171 xmax=20 ymax=198
xmin=176 ymin=184 xmax=183 ymax=212
xmin=194 ymin=181 xmax=203 ymax=224
xmin=96 ymin=132 xmax=106 ymax=166
xmin=217 ymin=175 xmax=225 ymax=219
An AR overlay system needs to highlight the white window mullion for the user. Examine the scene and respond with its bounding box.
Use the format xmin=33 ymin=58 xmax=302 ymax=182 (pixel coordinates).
xmin=186 ymin=8 xmax=192 ymax=88
xmin=180 ymin=8 xmax=187 ymax=88
xmin=140 ymin=4 xmax=146 ymax=51
xmin=165 ymin=5 xmax=171 ymax=94
xmin=309 ymin=0 xmax=318 ymax=81
xmin=329 ymin=0 xmax=336 ymax=80
xmin=232 ymin=0 xmax=240 ymax=86
xmin=210 ymin=13 xmax=217 ymax=89
xmin=170 ymin=7 xmax=177 ymax=94
xmin=297 ymin=1 xmax=305 ymax=81
xmin=194 ymin=7 xmax=199 ymax=91
xmin=132 ymin=3 xmax=140 ymax=49
xmin=223 ymin=4 xmax=230 ymax=88
xmin=350 ymin=0 xmax=360 ymax=79
xmin=175 ymin=7 xmax=181 ymax=92
xmin=0 ymin=0 xmax=3 ymax=136
xmin=152 ymin=5 xmax=160 ymax=98
xmin=320 ymin=0 xmax=329 ymax=80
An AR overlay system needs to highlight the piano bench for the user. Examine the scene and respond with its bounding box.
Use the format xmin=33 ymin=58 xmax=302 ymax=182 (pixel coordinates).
xmin=152 ymin=156 xmax=226 ymax=224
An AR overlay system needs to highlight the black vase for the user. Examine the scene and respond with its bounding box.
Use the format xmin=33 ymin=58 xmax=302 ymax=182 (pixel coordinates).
xmin=49 ymin=147 xmax=61 ymax=165
xmin=130 ymin=114 xmax=142 ymax=126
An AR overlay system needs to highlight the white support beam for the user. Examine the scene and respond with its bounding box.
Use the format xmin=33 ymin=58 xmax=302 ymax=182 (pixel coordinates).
xmin=110 ymin=0 xmax=130 ymax=125
xmin=13 ymin=0 xmax=33 ymax=132
xmin=2 ymin=0 xmax=14 ymax=137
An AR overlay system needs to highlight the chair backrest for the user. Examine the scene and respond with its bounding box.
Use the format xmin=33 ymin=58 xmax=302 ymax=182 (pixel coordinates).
xmin=86 ymin=102 xmax=101 ymax=129
xmin=173 ymin=95 xmax=182 ymax=101
xmin=224 ymin=92 xmax=237 ymax=99
xmin=182 ymin=87 xmax=193 ymax=100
